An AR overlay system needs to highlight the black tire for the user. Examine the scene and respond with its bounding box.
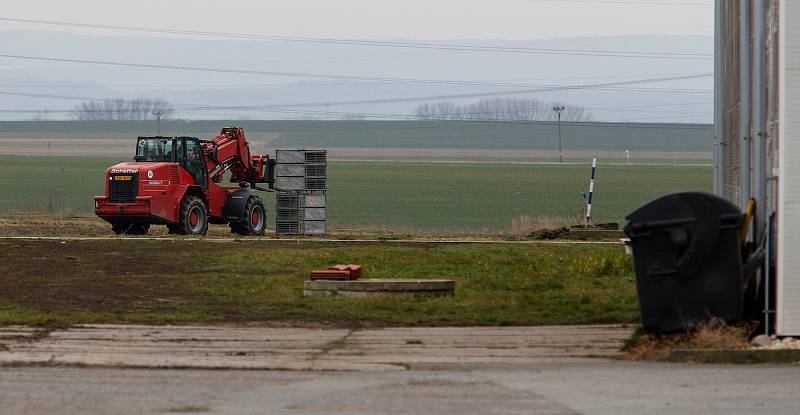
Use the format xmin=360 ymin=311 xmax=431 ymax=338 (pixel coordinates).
xmin=174 ymin=195 xmax=208 ymax=236
xmin=230 ymin=197 xmax=267 ymax=236
xmin=112 ymin=223 xmax=150 ymax=235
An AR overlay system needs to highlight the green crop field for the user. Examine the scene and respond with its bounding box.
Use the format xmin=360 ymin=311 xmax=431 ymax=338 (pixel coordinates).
xmin=0 ymin=155 xmax=711 ymax=232
xmin=0 ymin=120 xmax=713 ymax=233
xmin=0 ymin=120 xmax=712 ymax=153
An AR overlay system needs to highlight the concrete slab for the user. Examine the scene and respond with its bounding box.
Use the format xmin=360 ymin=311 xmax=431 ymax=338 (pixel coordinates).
xmin=0 ymin=324 xmax=632 ymax=371
xmin=317 ymin=325 xmax=632 ymax=368
xmin=303 ymin=278 xmax=455 ymax=297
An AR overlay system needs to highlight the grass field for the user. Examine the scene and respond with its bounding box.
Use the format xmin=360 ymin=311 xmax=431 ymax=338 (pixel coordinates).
xmin=0 ymin=120 xmax=713 ymax=232
xmin=0 ymin=155 xmax=711 ymax=232
xmin=0 ymin=120 xmax=712 ymax=152
xmin=0 ymin=239 xmax=638 ymax=327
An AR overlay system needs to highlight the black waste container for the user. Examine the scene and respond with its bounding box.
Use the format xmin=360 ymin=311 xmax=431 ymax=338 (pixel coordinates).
xmin=625 ymin=192 xmax=742 ymax=333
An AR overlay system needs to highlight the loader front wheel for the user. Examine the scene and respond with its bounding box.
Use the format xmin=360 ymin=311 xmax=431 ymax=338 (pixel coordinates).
xmin=230 ymin=197 xmax=267 ymax=236
xmin=175 ymin=196 xmax=208 ymax=236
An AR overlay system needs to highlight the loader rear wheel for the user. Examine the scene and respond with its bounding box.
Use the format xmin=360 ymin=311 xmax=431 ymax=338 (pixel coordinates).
xmin=230 ymin=197 xmax=267 ymax=236
xmin=112 ymin=223 xmax=150 ymax=235
xmin=175 ymin=196 xmax=208 ymax=236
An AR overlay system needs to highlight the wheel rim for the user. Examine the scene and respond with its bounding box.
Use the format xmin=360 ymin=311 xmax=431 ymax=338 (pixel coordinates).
xmin=251 ymin=206 xmax=264 ymax=231
xmin=188 ymin=206 xmax=203 ymax=232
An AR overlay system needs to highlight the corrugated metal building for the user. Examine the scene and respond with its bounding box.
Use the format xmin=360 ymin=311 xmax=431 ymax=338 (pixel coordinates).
xmin=716 ymin=0 xmax=798 ymax=335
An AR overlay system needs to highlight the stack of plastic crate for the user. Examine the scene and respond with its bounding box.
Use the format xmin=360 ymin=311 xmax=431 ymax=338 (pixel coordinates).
xmin=274 ymin=150 xmax=327 ymax=235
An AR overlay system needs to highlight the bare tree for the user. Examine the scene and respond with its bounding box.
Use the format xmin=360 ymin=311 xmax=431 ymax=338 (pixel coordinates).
xmin=414 ymin=103 xmax=435 ymax=119
xmin=30 ymin=109 xmax=51 ymax=121
xmin=414 ymin=98 xmax=593 ymax=122
xmin=342 ymin=113 xmax=366 ymax=120
xmin=414 ymin=101 xmax=463 ymax=120
xmin=71 ymin=98 xmax=175 ymax=121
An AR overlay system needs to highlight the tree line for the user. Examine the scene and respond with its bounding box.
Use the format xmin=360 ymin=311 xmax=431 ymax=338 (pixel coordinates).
xmin=71 ymin=98 xmax=175 ymax=121
xmin=413 ymin=98 xmax=593 ymax=122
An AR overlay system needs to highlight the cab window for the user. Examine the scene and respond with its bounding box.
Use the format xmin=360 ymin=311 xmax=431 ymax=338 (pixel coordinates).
xmin=183 ymin=139 xmax=207 ymax=189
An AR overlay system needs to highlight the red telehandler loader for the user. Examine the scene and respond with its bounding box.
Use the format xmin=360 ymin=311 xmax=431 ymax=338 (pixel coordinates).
xmin=95 ymin=127 xmax=275 ymax=236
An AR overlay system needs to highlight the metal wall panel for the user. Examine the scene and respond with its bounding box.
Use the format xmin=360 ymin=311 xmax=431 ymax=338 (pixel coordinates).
xmin=304 ymin=208 xmax=326 ymax=221
xmin=276 ymin=176 xmax=305 ymax=190
xmin=304 ymin=221 xmax=326 ymax=235
xmin=778 ymin=0 xmax=800 ymax=335
xmin=304 ymin=194 xmax=326 ymax=208
xmin=724 ymin=0 xmax=743 ymax=206
xmin=276 ymin=164 xmax=306 ymax=177
xmin=276 ymin=150 xmax=306 ymax=164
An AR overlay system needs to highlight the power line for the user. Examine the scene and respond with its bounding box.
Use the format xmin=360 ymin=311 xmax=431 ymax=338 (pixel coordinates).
xmin=0 ymin=17 xmax=712 ymax=60
xmin=0 ymin=53 xmax=567 ymax=88
xmin=0 ymin=53 xmax=713 ymax=90
xmin=586 ymin=101 xmax=710 ymax=110
xmin=0 ymin=73 xmax=713 ymax=89
xmin=0 ymin=73 xmax=713 ymax=119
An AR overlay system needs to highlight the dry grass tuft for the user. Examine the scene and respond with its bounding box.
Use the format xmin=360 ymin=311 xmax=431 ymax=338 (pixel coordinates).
xmin=624 ymin=317 xmax=756 ymax=361
xmin=508 ymin=214 xmax=572 ymax=236
xmin=690 ymin=317 xmax=754 ymax=350
xmin=624 ymin=331 xmax=685 ymax=361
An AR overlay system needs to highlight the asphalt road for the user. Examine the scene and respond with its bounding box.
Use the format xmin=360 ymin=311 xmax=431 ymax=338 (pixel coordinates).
xmin=2 ymin=363 xmax=798 ymax=415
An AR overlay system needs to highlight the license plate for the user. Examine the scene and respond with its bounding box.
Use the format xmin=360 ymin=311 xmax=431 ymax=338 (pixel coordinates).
xmin=115 ymin=175 xmax=132 ymax=181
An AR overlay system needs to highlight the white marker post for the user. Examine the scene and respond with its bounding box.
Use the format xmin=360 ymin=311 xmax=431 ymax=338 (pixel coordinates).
xmin=586 ymin=157 xmax=597 ymax=224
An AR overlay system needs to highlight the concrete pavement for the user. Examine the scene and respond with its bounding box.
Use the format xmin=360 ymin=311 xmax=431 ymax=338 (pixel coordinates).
xmin=2 ymin=324 xmax=800 ymax=414
xmin=0 ymin=324 xmax=631 ymax=371
xmin=2 ymin=362 xmax=799 ymax=415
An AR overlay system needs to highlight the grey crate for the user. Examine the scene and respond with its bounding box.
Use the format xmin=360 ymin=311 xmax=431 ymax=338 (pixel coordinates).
xmin=276 ymin=194 xmax=300 ymax=209
xmin=276 ymin=150 xmax=306 ymax=164
xmin=304 ymin=207 xmax=326 ymax=221
xmin=277 ymin=210 xmax=300 ymax=222
xmin=305 ymin=164 xmax=327 ymax=178
xmin=276 ymin=176 xmax=305 ymax=191
xmin=304 ymin=194 xmax=326 ymax=208
xmin=276 ymin=164 xmax=306 ymax=177
xmin=305 ymin=151 xmax=327 ymax=164
xmin=304 ymin=221 xmax=326 ymax=235
xmin=276 ymin=222 xmax=300 ymax=235
xmin=305 ymin=178 xmax=327 ymax=191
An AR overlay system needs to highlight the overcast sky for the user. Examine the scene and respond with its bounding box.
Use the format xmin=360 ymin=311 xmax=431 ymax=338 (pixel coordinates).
xmin=0 ymin=0 xmax=715 ymax=122
xmin=1 ymin=0 xmax=713 ymax=40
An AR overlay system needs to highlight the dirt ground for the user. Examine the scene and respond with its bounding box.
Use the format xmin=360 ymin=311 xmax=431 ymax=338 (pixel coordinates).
xmin=0 ymin=239 xmax=221 ymax=314
xmin=0 ymin=216 xmax=507 ymax=239
xmin=0 ymin=216 xmax=297 ymax=237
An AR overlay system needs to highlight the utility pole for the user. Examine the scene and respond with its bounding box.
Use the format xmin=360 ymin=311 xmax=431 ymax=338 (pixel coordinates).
xmin=153 ymin=110 xmax=162 ymax=136
xmin=553 ymin=106 xmax=565 ymax=163
xmin=59 ymin=165 xmax=64 ymax=224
